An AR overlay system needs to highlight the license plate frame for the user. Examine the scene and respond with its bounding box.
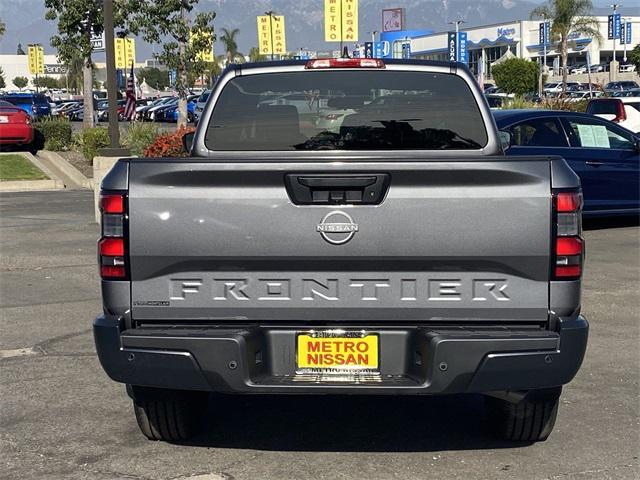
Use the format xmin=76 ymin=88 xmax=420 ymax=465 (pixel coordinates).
xmin=296 ymin=330 xmax=379 ymax=374
xmin=0 ymin=116 xmax=8 ymax=123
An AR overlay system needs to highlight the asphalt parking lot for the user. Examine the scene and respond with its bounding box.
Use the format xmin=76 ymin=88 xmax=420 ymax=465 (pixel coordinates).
xmin=1 ymin=190 xmax=638 ymax=480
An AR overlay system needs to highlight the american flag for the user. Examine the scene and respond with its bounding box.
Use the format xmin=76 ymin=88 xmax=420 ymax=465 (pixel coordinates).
xmin=123 ymin=62 xmax=136 ymax=121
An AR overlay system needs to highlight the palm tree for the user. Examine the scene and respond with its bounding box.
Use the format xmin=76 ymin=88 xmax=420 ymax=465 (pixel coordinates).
xmin=220 ymin=28 xmax=243 ymax=64
xmin=531 ymin=0 xmax=602 ymax=94
xmin=65 ymin=53 xmax=85 ymax=94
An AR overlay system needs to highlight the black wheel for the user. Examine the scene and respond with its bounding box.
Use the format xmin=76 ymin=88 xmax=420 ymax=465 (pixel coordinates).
xmin=129 ymin=385 xmax=209 ymax=441
xmin=29 ymin=129 xmax=45 ymax=154
xmin=485 ymin=387 xmax=561 ymax=442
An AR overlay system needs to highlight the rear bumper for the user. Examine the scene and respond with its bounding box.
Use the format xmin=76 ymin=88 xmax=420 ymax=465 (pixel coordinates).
xmin=94 ymin=316 xmax=588 ymax=395
xmin=0 ymin=125 xmax=33 ymax=144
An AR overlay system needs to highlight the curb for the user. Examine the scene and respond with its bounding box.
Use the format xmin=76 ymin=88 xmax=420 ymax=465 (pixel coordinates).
xmin=37 ymin=150 xmax=91 ymax=188
xmin=0 ymin=179 xmax=62 ymax=192
xmin=0 ymin=152 xmax=64 ymax=191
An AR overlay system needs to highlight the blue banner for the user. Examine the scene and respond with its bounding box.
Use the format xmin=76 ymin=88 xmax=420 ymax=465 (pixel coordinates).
xmin=538 ymin=21 xmax=550 ymax=46
xmin=373 ymin=42 xmax=385 ymax=59
xmin=613 ymin=13 xmax=621 ymax=39
xmin=457 ymin=31 xmax=467 ymax=64
xmin=620 ymin=22 xmax=632 ymax=45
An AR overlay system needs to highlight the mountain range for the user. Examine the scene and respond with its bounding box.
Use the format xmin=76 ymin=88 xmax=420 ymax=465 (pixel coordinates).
xmin=0 ymin=0 xmax=634 ymax=61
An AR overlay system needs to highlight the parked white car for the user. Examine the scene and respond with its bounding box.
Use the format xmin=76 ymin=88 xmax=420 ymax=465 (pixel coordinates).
xmin=619 ymin=63 xmax=637 ymax=73
xmin=543 ymin=82 xmax=581 ymax=94
xmin=569 ymin=64 xmax=587 ymax=74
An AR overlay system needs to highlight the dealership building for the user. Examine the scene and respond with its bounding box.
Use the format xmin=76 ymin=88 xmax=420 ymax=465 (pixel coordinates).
xmin=391 ymin=16 xmax=639 ymax=80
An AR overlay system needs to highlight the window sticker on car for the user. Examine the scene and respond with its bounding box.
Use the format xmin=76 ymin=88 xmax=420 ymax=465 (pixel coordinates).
xmin=576 ymin=124 xmax=610 ymax=148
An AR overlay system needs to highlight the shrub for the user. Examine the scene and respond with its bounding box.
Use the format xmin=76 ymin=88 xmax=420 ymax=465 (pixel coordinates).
xmin=492 ymin=58 xmax=539 ymax=97
xmin=502 ymin=96 xmax=538 ymax=110
xmin=122 ymin=123 xmax=159 ymax=157
xmin=143 ymin=126 xmax=195 ymax=158
xmin=75 ymin=127 xmax=110 ymax=164
xmin=33 ymin=117 xmax=73 ymax=151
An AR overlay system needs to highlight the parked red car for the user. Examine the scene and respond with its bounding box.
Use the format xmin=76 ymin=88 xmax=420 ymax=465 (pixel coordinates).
xmin=0 ymin=100 xmax=36 ymax=153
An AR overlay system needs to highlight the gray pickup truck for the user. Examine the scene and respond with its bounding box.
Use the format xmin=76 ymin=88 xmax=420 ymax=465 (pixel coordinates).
xmin=94 ymin=58 xmax=588 ymax=443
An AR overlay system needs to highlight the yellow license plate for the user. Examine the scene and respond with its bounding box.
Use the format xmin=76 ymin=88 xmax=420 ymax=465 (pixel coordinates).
xmin=297 ymin=333 xmax=379 ymax=370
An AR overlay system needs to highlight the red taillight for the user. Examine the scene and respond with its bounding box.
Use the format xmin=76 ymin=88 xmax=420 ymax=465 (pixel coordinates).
xmin=305 ymin=58 xmax=385 ymax=69
xmin=99 ymin=192 xmax=128 ymax=280
xmin=614 ymin=101 xmax=627 ymax=123
xmin=100 ymin=265 xmax=126 ymax=278
xmin=556 ymin=192 xmax=582 ymax=212
xmin=100 ymin=194 xmax=124 ymax=214
xmin=553 ymin=190 xmax=584 ymax=280
xmin=557 ymin=237 xmax=583 ymax=256
xmin=99 ymin=238 xmax=124 ymax=256
xmin=555 ymin=265 xmax=582 ymax=278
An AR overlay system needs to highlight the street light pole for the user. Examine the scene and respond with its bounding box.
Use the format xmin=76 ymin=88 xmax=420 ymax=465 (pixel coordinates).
xmin=104 ymin=0 xmax=119 ymax=148
xmin=622 ymin=17 xmax=628 ymax=62
xmin=265 ymin=11 xmax=276 ymax=61
xmin=448 ymin=20 xmax=465 ymax=63
xmin=610 ymin=3 xmax=619 ymax=81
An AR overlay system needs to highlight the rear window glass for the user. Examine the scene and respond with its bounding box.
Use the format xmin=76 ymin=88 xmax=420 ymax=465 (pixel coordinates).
xmin=199 ymin=91 xmax=210 ymax=102
xmin=1 ymin=97 xmax=33 ymax=106
xmin=205 ymin=70 xmax=488 ymax=151
xmin=587 ymin=100 xmax=617 ymax=115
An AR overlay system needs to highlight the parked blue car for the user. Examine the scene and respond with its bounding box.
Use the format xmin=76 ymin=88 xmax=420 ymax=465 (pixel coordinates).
xmin=0 ymin=93 xmax=51 ymax=119
xmin=494 ymin=109 xmax=640 ymax=217
xmin=161 ymin=97 xmax=197 ymax=123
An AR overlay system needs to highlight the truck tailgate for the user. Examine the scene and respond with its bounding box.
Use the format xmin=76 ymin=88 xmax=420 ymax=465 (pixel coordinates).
xmin=128 ymin=158 xmax=551 ymax=323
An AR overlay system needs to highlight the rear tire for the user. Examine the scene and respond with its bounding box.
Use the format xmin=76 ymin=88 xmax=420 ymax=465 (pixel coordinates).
xmin=485 ymin=387 xmax=561 ymax=442
xmin=129 ymin=386 xmax=209 ymax=441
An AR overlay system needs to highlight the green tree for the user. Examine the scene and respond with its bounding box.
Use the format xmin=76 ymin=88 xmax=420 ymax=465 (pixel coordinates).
xmin=121 ymin=0 xmax=215 ymax=128
xmin=17 ymin=43 xmax=26 ymax=55
xmin=137 ymin=67 xmax=170 ymax=91
xmin=0 ymin=67 xmax=5 ymax=89
xmin=45 ymin=0 xmax=103 ymax=128
xmin=13 ymin=76 xmax=29 ymax=90
xmin=248 ymin=47 xmax=266 ymax=63
xmin=220 ymin=28 xmax=243 ymax=64
xmin=531 ymin=0 xmax=602 ymax=93
xmin=64 ymin=51 xmax=85 ymax=94
xmin=0 ymin=19 xmax=6 ymax=38
xmin=32 ymin=76 xmax=62 ymax=90
xmin=492 ymin=58 xmax=540 ymax=96
xmin=629 ymin=44 xmax=640 ymax=72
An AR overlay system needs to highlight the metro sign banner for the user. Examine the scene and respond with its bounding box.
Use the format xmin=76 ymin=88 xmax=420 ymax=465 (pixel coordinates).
xmin=257 ymin=15 xmax=287 ymax=55
xmin=27 ymin=45 xmax=45 ymax=75
xmin=325 ymin=0 xmax=359 ymax=42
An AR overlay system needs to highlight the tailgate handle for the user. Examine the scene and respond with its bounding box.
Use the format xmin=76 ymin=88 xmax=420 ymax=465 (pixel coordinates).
xmin=285 ymin=173 xmax=390 ymax=205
